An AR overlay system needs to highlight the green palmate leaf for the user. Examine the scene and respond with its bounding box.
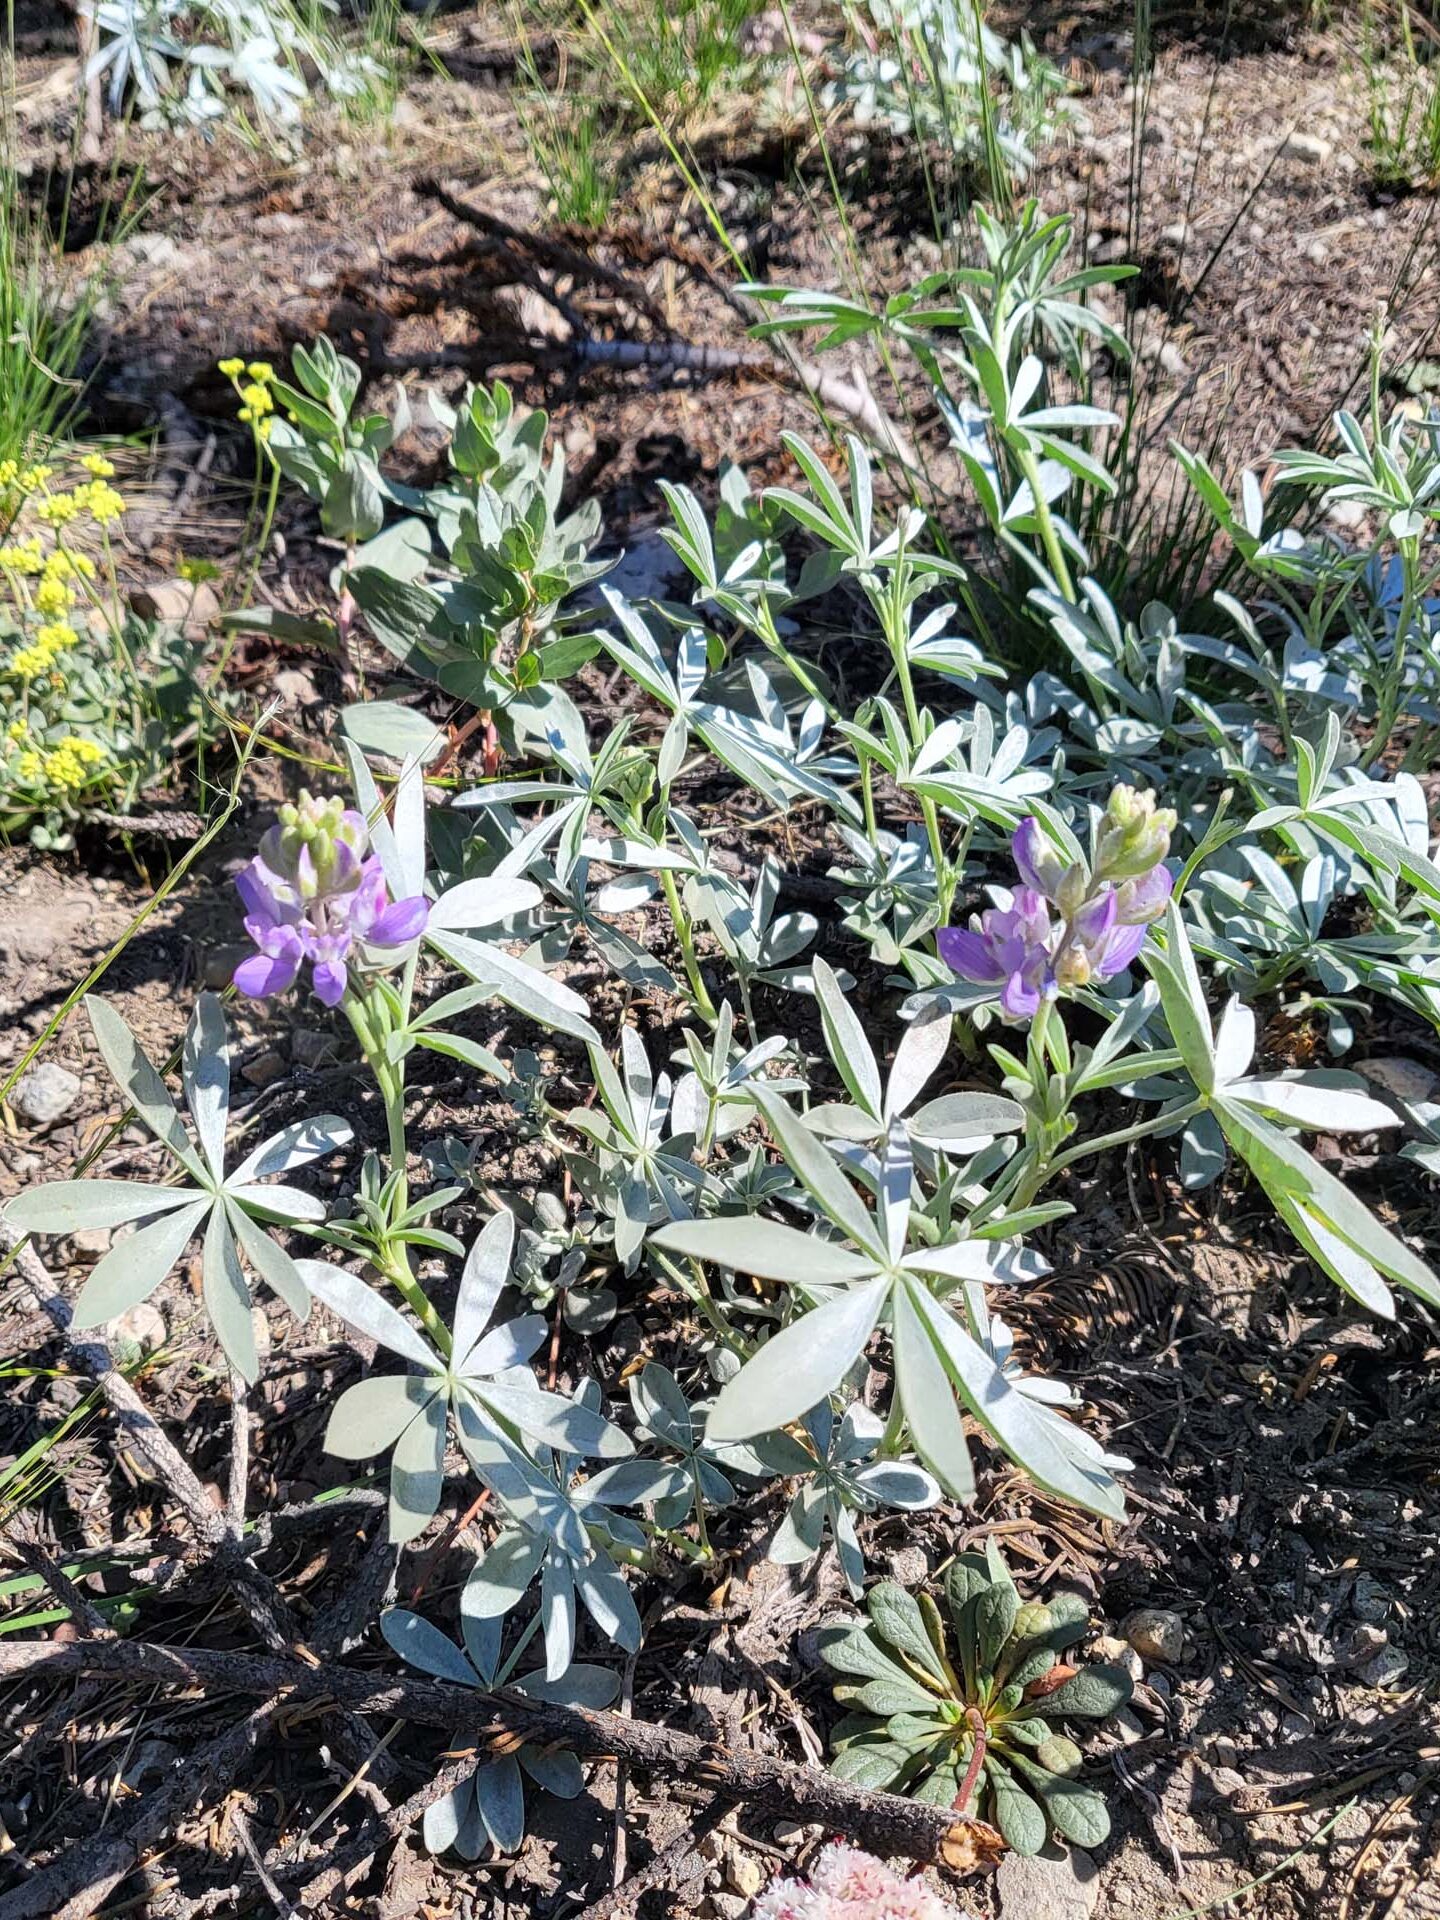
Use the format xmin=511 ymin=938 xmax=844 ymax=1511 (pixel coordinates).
xmin=227 ymin=1202 xmax=310 ymax=1323
xmin=905 ymin=1284 xmax=1126 ymax=1519
xmin=325 ymin=1376 xmax=437 ymax=1459
xmin=650 ymin=1215 xmax=876 ymax=1285
xmin=390 ymin=1391 xmax=447 ymax=1541
xmin=1216 ymin=1099 xmax=1440 ymax=1311
xmin=813 ymin=956 xmax=883 ymax=1119
xmin=70 ymin=1198 xmax=211 ymax=1329
xmin=86 ymin=996 xmax=205 ymax=1180
xmin=754 ymin=1087 xmax=887 ymax=1259
xmin=182 ymin=993 xmax=230 ymax=1185
xmin=428 ymin=930 xmax=600 ymax=1046
xmin=382 ymin=1609 xmax=479 ymax=1686
xmin=1145 ymin=906 xmax=1215 ymax=1094
xmin=704 ymin=1278 xmax=889 ymax=1444
xmin=893 ymin=1282 xmax=975 ymax=1501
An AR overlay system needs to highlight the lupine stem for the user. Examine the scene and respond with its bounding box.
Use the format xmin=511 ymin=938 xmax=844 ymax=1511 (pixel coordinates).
xmin=660 ymin=867 xmax=718 ymax=1023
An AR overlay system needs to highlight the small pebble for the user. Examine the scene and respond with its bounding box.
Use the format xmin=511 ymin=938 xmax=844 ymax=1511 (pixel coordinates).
xmin=11 ymin=1063 xmax=82 ymax=1127
xmin=1092 ymin=1634 xmax=1143 ymax=1683
xmin=1124 ymin=1607 xmax=1185 ymax=1664
xmin=292 ymin=1029 xmax=340 ymax=1069
xmin=886 ymin=1545 xmax=929 ymax=1588
xmin=242 ymin=1050 xmax=287 ymax=1089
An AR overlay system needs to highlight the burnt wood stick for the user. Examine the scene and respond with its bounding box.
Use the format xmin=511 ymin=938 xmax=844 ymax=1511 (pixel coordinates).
xmin=0 ymin=1639 xmax=1002 ymax=1876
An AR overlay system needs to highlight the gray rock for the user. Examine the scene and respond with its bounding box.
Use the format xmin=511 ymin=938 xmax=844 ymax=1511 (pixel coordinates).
xmin=997 ymin=1844 xmax=1099 ymax=1920
xmin=1124 ymin=1607 xmax=1185 ymax=1664
xmin=11 ymin=1062 xmax=82 ymax=1127
xmin=1359 ymin=1646 xmax=1409 ymax=1689
xmin=242 ymin=1050 xmax=287 ymax=1089
xmin=292 ymin=1028 xmax=340 ymax=1069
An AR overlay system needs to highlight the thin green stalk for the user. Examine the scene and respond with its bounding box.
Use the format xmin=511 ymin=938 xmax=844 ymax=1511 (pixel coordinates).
xmin=660 ymin=867 xmax=718 ymax=1023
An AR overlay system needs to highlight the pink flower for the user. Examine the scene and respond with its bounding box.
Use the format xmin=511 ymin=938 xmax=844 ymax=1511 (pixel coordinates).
xmin=750 ymin=1845 xmax=969 ymax=1920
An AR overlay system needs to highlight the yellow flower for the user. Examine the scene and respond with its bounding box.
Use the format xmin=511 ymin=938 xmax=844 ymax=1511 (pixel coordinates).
xmin=256 ymin=417 xmax=274 ymax=442
xmin=7 ymin=719 xmax=27 ymax=741
xmin=10 ymin=645 xmax=54 ymax=679
xmin=43 ymin=737 xmax=105 ymax=789
xmin=45 ymin=549 xmax=94 ymax=581
xmin=246 ymin=361 xmax=276 ymax=383
xmin=239 ymin=382 xmax=274 ymax=417
xmin=35 ymin=491 xmax=81 ymax=527
xmin=218 ymin=356 xmax=246 ymax=378
xmin=35 ymin=622 xmax=77 ymax=652
xmin=82 ymin=481 xmax=126 ymax=524
xmin=0 ymin=540 xmax=44 ymax=575
xmin=0 ymin=459 xmax=18 ymax=489
xmin=79 ymin=452 xmax=117 ymax=479
xmin=34 ymin=576 xmax=75 ymax=616
xmin=17 ymin=464 xmax=52 ymax=492
xmin=14 ymin=750 xmax=42 ymax=782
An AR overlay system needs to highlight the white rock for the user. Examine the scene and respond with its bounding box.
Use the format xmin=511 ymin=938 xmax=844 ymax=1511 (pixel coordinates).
xmin=1282 ymin=131 xmax=1332 ymax=165
xmin=11 ymin=1062 xmax=82 ymax=1127
xmin=104 ymin=1301 xmax=167 ymax=1360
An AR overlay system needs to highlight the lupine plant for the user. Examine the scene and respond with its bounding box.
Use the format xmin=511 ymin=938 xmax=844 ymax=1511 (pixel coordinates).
xmin=14 ymin=223 xmax=1440 ymax=1874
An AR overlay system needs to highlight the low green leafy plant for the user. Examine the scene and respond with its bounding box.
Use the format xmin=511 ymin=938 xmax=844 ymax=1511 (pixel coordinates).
xmin=820 ymin=1545 xmax=1131 ymax=1853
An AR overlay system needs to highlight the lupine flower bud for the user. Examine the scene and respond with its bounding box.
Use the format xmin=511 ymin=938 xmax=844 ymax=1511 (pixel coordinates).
xmin=1095 ymin=784 xmax=1177 ymax=882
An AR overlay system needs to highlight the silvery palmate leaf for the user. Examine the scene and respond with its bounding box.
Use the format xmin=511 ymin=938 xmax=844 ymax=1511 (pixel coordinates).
xmin=627 ymin=1360 xmax=767 ymax=1529
xmin=757 ymin=1400 xmax=939 ymax=1597
xmin=307 ymin=1211 xmax=631 ymax=1544
xmin=651 ymin=1089 xmax=1127 ymax=1521
xmin=343 ymin=745 xmax=599 ymax=1047
xmin=804 ymin=956 xmax=1025 ymax=1160
xmin=5 ymin=994 xmax=350 ymax=1383
xmin=1146 ymin=905 xmax=1440 ymax=1320
xmin=459 ymin=1380 xmax=680 ymax=1680
xmin=381 ymin=1608 xmax=617 ymax=1856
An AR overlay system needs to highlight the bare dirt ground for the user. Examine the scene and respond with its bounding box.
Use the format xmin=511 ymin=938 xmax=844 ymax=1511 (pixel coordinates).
xmin=4 ymin=5 xmax=1440 ymax=1917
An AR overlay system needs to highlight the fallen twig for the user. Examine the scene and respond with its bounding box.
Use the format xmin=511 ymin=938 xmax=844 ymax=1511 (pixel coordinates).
xmin=0 ymin=1638 xmax=1005 ymax=1873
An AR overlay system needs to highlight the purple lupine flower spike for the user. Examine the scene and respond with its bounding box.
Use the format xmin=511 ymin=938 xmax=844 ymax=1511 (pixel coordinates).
xmin=938 ymin=787 xmax=1177 ymax=1019
xmin=233 ymin=791 xmax=430 ymax=1005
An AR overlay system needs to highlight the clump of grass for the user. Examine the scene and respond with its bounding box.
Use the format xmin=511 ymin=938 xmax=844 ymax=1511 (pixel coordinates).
xmin=0 ymin=169 xmax=105 ymax=487
xmin=1359 ymin=0 xmax=1440 ymax=191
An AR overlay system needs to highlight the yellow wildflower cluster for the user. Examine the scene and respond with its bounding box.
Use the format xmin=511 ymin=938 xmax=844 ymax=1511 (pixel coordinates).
xmin=42 ymin=735 xmax=106 ymax=789
xmin=221 ymin=355 xmax=278 ymax=438
xmin=0 ymin=538 xmax=45 ymax=576
xmin=5 ymin=618 xmax=78 ymax=683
